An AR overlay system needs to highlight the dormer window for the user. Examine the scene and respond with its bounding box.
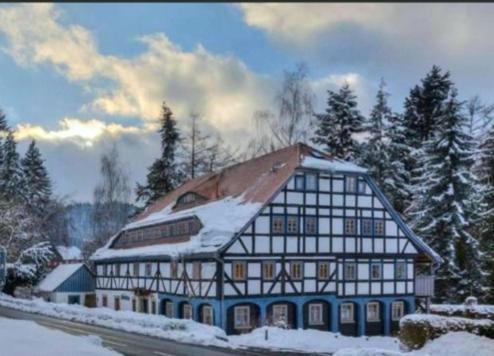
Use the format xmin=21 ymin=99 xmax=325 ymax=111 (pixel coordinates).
xmin=177 ymin=192 xmax=204 ymax=206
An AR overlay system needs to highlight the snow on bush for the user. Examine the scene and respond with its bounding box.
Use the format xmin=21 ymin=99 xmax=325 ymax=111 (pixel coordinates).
xmin=399 ymin=314 xmax=494 ymax=350
xmin=431 ymin=303 xmax=494 ymax=319
xmin=0 ymin=294 xmax=228 ymax=347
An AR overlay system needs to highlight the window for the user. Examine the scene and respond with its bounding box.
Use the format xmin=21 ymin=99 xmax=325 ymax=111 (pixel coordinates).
xmin=103 ymin=264 xmax=108 ymax=276
xmin=193 ymin=262 xmax=202 ymax=279
xmin=133 ymin=262 xmax=139 ymax=276
xmin=102 ymin=295 xmax=108 ymax=307
xmin=396 ymin=262 xmax=406 ymax=279
xmin=152 ymin=301 xmax=156 ymax=314
xmin=344 ymin=218 xmax=356 ymax=235
xmin=290 ymin=261 xmax=303 ymax=280
xmin=272 ymin=304 xmax=288 ymax=325
xmin=371 ymin=263 xmax=382 ymax=280
xmin=114 ymin=297 xmax=120 ymax=311
xmin=182 ymin=304 xmax=193 ymax=319
xmin=362 ymin=219 xmax=373 ymax=236
xmin=345 ymin=176 xmax=357 ymax=193
xmin=344 ymin=263 xmax=356 ymax=280
xmin=234 ymin=306 xmax=250 ymax=329
xmin=357 ymin=180 xmax=366 ymax=194
xmin=287 ymin=216 xmax=299 ymax=234
xmin=202 ymin=305 xmax=214 ymax=325
xmin=263 ymin=261 xmax=276 ymax=280
xmin=340 ymin=303 xmax=354 ymax=323
xmin=165 ymin=301 xmax=174 ymax=318
xmin=233 ymin=261 xmax=246 ymax=280
xmin=308 ymin=303 xmax=324 ymax=325
xmin=392 ymin=301 xmax=405 ymax=321
xmin=132 ymin=299 xmax=136 ymax=312
xmin=306 ymin=173 xmax=317 ymax=191
xmin=318 ymin=262 xmax=330 ymax=280
xmin=305 ymin=216 xmax=317 ymax=234
xmin=374 ymin=220 xmax=384 ymax=236
xmin=367 ymin=302 xmax=380 ymax=322
xmin=295 ymin=175 xmax=305 ymax=190
xmin=272 ymin=216 xmax=284 ymax=234
xmin=119 ymin=264 xmax=125 ymax=276
xmin=177 ymin=192 xmax=203 ymax=205
xmin=145 ymin=263 xmax=152 ymax=277
xmin=171 ymin=261 xmax=178 ymax=278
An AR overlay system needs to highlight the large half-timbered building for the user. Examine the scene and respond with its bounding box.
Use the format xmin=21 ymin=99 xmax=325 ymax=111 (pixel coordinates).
xmin=91 ymin=143 xmax=441 ymax=336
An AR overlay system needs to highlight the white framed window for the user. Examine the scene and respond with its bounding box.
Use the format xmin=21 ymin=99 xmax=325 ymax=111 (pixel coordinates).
xmin=318 ymin=262 xmax=330 ymax=280
xmin=306 ymin=174 xmax=318 ymax=191
xmin=145 ymin=263 xmax=152 ymax=277
xmin=340 ymin=303 xmax=354 ymax=323
xmin=392 ymin=301 xmax=405 ymax=321
xmin=272 ymin=216 xmax=284 ymax=233
xmin=371 ymin=263 xmax=382 ymax=280
xmin=345 ymin=176 xmax=357 ymax=193
xmin=290 ymin=261 xmax=303 ymax=280
xmin=374 ymin=220 xmax=384 ymax=236
xmin=165 ymin=301 xmax=174 ymax=318
xmin=262 ymin=261 xmax=276 ymax=280
xmin=287 ymin=215 xmax=299 ymax=234
xmin=367 ymin=302 xmax=380 ymax=322
xmin=233 ymin=261 xmax=246 ymax=281
xmin=182 ymin=303 xmax=193 ymax=319
xmin=102 ymin=295 xmax=108 ymax=307
xmin=362 ymin=219 xmax=373 ymax=236
xmin=305 ymin=216 xmax=317 ymax=234
xmin=272 ymin=304 xmax=288 ymax=324
xmin=234 ymin=306 xmax=250 ymax=329
xmin=308 ymin=303 xmax=324 ymax=325
xmin=202 ymin=305 xmax=214 ymax=325
xmin=396 ymin=262 xmax=407 ymax=279
xmin=344 ymin=218 xmax=356 ymax=235
xmin=192 ymin=261 xmax=201 ymax=279
xmin=344 ymin=263 xmax=356 ymax=280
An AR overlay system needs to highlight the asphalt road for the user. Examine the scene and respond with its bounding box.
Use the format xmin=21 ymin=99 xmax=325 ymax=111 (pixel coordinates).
xmin=0 ymin=306 xmax=317 ymax=356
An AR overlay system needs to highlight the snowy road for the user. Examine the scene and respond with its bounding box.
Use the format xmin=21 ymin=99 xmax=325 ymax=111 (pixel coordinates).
xmin=0 ymin=306 xmax=313 ymax=356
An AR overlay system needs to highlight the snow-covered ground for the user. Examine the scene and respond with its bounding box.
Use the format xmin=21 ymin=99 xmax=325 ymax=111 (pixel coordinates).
xmin=0 ymin=294 xmax=492 ymax=356
xmin=0 ymin=316 xmax=121 ymax=356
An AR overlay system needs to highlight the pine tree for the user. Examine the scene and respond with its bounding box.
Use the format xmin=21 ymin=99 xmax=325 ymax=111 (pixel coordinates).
xmin=136 ymin=102 xmax=184 ymax=207
xmin=408 ymin=89 xmax=482 ymax=302
xmin=0 ymin=131 xmax=24 ymax=202
xmin=312 ymin=83 xmax=365 ymax=160
xmin=21 ymin=140 xmax=52 ymax=216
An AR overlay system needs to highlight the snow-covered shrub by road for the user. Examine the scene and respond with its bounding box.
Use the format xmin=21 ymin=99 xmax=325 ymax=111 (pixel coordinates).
xmin=431 ymin=303 xmax=494 ymax=319
xmin=0 ymin=316 xmax=120 ymax=356
xmin=399 ymin=313 xmax=494 ymax=349
xmin=0 ymin=293 xmax=229 ymax=348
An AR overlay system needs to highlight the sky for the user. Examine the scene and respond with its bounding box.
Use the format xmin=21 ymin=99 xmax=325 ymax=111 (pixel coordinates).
xmin=1 ymin=3 xmax=494 ymax=202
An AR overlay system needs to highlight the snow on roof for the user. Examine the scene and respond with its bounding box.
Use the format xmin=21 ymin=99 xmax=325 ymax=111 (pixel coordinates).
xmin=37 ymin=263 xmax=85 ymax=292
xmin=91 ymin=195 xmax=262 ymax=260
xmin=301 ymin=156 xmax=367 ymax=173
xmin=56 ymin=245 xmax=82 ymax=261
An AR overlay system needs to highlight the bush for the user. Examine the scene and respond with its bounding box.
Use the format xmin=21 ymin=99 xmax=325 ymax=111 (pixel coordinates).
xmin=399 ymin=314 xmax=494 ymax=350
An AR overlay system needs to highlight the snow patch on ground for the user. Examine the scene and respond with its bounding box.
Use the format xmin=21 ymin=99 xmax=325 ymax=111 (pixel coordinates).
xmin=0 ymin=316 xmax=121 ymax=356
xmin=0 ymin=294 xmax=229 ymax=348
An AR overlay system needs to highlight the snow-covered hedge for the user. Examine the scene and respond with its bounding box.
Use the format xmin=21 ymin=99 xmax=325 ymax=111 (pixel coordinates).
xmin=0 ymin=294 xmax=228 ymax=347
xmin=399 ymin=314 xmax=494 ymax=350
xmin=431 ymin=304 xmax=494 ymax=320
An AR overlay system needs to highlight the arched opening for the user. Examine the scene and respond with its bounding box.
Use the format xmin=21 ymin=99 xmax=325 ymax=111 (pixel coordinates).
xmin=390 ymin=300 xmax=408 ymax=335
xmin=226 ymin=303 xmax=260 ymax=335
xmin=178 ymin=301 xmax=193 ymax=320
xmin=159 ymin=299 xmax=174 ymax=318
xmin=303 ymin=300 xmax=330 ymax=331
xmin=339 ymin=301 xmax=358 ymax=336
xmin=198 ymin=303 xmax=214 ymax=325
xmin=365 ymin=300 xmax=384 ymax=335
xmin=266 ymin=301 xmax=297 ymax=329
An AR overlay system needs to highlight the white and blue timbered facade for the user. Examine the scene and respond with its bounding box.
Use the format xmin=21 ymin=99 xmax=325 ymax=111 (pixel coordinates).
xmin=91 ymin=143 xmax=441 ymax=336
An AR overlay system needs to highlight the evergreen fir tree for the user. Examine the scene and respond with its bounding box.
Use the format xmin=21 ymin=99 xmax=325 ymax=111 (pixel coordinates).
xmin=409 ymin=89 xmax=482 ymax=302
xmin=21 ymin=140 xmax=52 ymax=216
xmin=0 ymin=131 xmax=24 ymax=202
xmin=312 ymin=83 xmax=365 ymax=161
xmin=136 ymin=102 xmax=184 ymax=207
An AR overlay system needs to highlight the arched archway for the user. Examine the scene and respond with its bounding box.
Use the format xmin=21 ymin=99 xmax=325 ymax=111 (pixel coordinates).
xmin=226 ymin=303 xmax=260 ymax=335
xmin=266 ymin=301 xmax=297 ymax=329
xmin=198 ymin=303 xmax=214 ymax=325
xmin=178 ymin=301 xmax=193 ymax=320
xmin=339 ymin=301 xmax=358 ymax=336
xmin=365 ymin=300 xmax=384 ymax=336
xmin=390 ymin=300 xmax=408 ymax=335
xmin=159 ymin=299 xmax=174 ymax=318
xmin=303 ymin=300 xmax=330 ymax=331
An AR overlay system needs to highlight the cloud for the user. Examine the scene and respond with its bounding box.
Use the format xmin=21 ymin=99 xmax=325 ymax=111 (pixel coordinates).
xmin=0 ymin=4 xmax=274 ymax=136
xmin=15 ymin=118 xmax=146 ymax=147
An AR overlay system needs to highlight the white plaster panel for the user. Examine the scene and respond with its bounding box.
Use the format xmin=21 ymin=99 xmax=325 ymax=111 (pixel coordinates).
xmin=386 ymin=238 xmax=398 ymax=253
xmin=407 ymin=282 xmax=414 ymax=293
xmin=256 ymin=216 xmax=270 ymax=234
xmin=345 ymin=238 xmax=356 ymax=253
xmin=306 ymin=193 xmax=317 ymax=205
xmin=407 ymin=263 xmax=414 ymax=278
xmin=319 ymin=238 xmax=330 ymax=253
xmin=333 ymin=180 xmax=344 ymax=192
xmin=287 ymin=192 xmax=304 ymax=205
xmin=305 ymin=237 xmax=316 ymax=253
xmin=373 ymin=197 xmax=384 ymax=208
xmin=241 ymin=236 xmax=252 ymax=253
xmin=319 ymin=218 xmax=330 ymax=233
xmin=228 ymin=241 xmax=245 ymax=254
xmin=358 ymin=264 xmax=369 ymax=279
xmin=383 ymin=282 xmax=394 ymax=294
xmin=319 ymin=179 xmax=330 ymax=192
xmin=383 ymin=264 xmax=394 ymax=279
xmin=371 ymin=283 xmax=381 ymax=295
xmin=333 ymin=194 xmax=344 ymax=206
xmin=362 ymin=238 xmax=373 ymax=252
xmin=305 ymin=262 xmax=316 ymax=277
xmin=305 ymin=279 xmax=316 ymax=293
xmin=287 ymin=178 xmax=295 ymax=190
xmin=286 ymin=237 xmax=298 ymax=253
xmin=256 ymin=236 xmax=270 ymax=253
xmin=397 ymin=282 xmax=406 ymax=294
xmin=358 ymin=282 xmax=369 ymax=295
xmin=249 ymin=280 xmax=261 ymax=295
xmin=333 ymin=237 xmax=344 ymax=253
xmin=359 ymin=196 xmax=372 ymax=208
xmin=345 ymin=195 xmax=356 ymax=207
xmin=332 ymin=218 xmax=343 ymax=234
xmin=345 ymin=283 xmax=355 ymax=295
xmin=374 ymin=238 xmax=384 ymax=253
xmin=319 ymin=194 xmax=330 ymax=206
xmin=248 ymin=263 xmax=261 ymax=278
xmin=272 ymin=192 xmax=285 ymax=204
xmin=386 ymin=221 xmax=398 ymax=236
xmin=272 ymin=236 xmax=284 ymax=253
xmin=405 ymin=243 xmax=418 ymax=254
